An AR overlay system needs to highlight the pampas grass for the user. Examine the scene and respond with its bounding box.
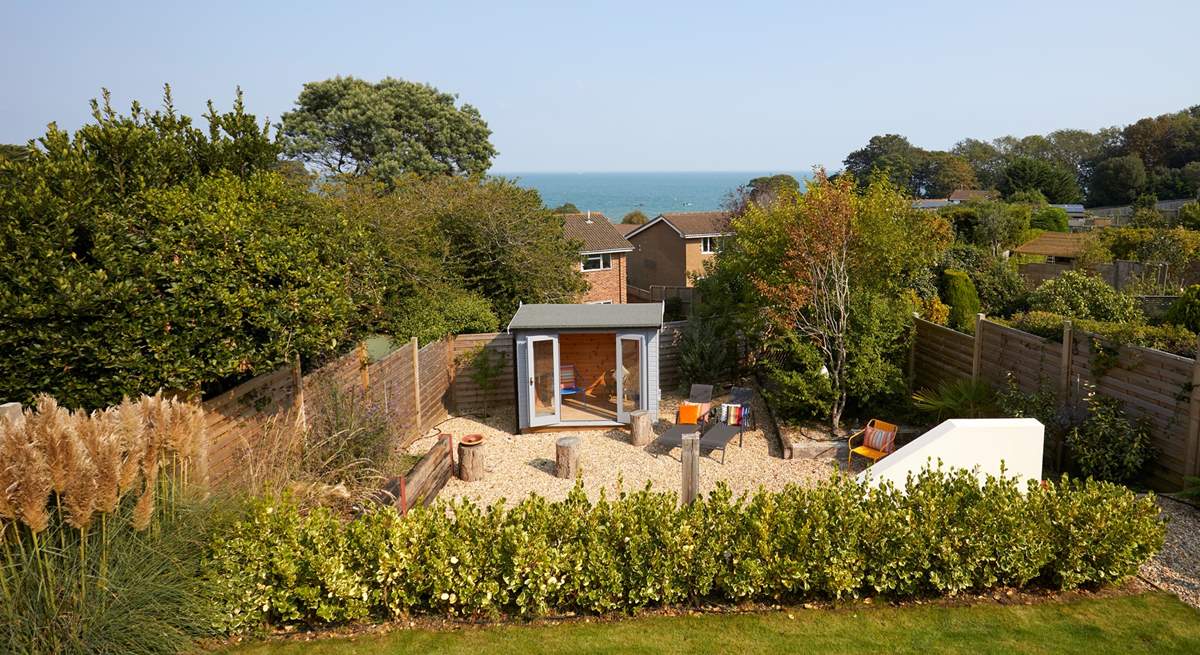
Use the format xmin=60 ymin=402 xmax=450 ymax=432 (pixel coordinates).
xmin=0 ymin=392 xmax=214 ymax=654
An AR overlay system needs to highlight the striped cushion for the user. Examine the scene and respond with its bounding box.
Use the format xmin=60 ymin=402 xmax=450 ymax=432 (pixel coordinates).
xmin=863 ymin=425 xmax=894 ymax=452
xmin=560 ymin=365 xmax=576 ymax=389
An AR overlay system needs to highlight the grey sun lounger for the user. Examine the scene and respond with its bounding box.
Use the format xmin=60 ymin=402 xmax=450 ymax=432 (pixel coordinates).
xmin=652 ymin=423 xmax=703 ymax=461
xmin=699 ymin=421 xmax=744 ymax=464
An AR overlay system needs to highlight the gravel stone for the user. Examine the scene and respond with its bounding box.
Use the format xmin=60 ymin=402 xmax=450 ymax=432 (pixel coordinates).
xmin=1141 ymin=497 xmax=1200 ymax=609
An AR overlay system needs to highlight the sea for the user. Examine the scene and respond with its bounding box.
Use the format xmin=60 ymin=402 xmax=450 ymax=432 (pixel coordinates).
xmin=499 ymin=171 xmax=809 ymax=222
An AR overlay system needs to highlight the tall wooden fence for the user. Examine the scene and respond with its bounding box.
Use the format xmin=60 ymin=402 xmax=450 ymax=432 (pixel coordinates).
xmin=911 ymin=315 xmax=1200 ymax=491
xmin=202 ymin=322 xmax=689 ymax=484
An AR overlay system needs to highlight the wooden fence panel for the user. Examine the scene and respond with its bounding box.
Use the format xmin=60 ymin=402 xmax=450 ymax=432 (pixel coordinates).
xmin=659 ymin=321 xmax=687 ymax=391
xmin=203 ymin=364 xmax=297 ymax=484
xmin=451 ymin=332 xmax=515 ymax=415
xmin=911 ymin=319 xmax=973 ymax=390
xmin=976 ymin=321 xmax=1060 ymax=393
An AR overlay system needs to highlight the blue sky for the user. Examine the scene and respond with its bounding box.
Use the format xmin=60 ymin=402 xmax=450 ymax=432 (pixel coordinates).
xmin=2 ymin=1 xmax=1198 ymax=172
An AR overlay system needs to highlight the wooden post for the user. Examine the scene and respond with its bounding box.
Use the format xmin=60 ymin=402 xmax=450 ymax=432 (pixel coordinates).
xmin=411 ymin=337 xmax=423 ymax=433
xmin=971 ymin=313 xmax=985 ymax=382
xmin=555 ymin=436 xmax=580 ymax=479
xmin=291 ymin=353 xmax=307 ymax=431
xmin=1058 ymin=320 xmax=1074 ymax=404
xmin=907 ymin=312 xmax=919 ymax=392
xmin=0 ymin=402 xmax=21 ymax=424
xmin=630 ymin=410 xmax=652 ymax=446
xmin=1186 ymin=335 xmax=1200 ymax=477
xmin=445 ymin=335 xmax=457 ymax=415
xmin=681 ymin=432 xmax=700 ymax=505
xmin=458 ymin=441 xmax=483 ymax=482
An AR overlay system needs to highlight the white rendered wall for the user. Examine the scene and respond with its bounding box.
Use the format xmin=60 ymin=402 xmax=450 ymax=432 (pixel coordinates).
xmin=858 ymin=418 xmax=1044 ymax=488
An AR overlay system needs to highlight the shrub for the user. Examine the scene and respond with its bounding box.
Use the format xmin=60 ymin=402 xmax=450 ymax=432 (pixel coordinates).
xmin=1067 ymin=395 xmax=1154 ymax=484
xmin=941 ymin=269 xmax=981 ymax=332
xmin=940 ymin=244 xmax=1027 ymax=316
xmin=1030 ymin=206 xmax=1069 ymax=232
xmin=1177 ymin=201 xmax=1200 ymax=230
xmin=205 ymin=470 xmax=1164 ymax=633
xmin=1027 ymin=271 xmax=1142 ymax=322
xmin=678 ymin=318 xmax=734 ymax=387
xmin=0 ymin=394 xmax=217 ymax=654
xmin=1165 ymin=285 xmax=1200 ymax=331
xmin=912 ymin=379 xmax=998 ymax=421
xmin=1004 ymin=311 xmax=1196 ymax=357
xmin=761 ymin=332 xmax=834 ymax=421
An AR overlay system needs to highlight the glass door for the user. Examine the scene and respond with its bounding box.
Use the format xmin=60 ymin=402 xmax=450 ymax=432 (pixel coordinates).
xmin=527 ymin=336 xmax=560 ymax=427
xmin=615 ymin=334 xmax=644 ymax=423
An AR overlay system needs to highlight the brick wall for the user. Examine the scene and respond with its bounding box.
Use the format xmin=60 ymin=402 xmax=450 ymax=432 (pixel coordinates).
xmin=580 ymin=252 xmax=628 ymax=303
xmin=683 ymin=238 xmax=717 ymax=286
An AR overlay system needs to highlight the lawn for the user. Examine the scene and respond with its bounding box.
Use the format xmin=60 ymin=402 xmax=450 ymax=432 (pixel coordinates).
xmin=224 ymin=592 xmax=1200 ymax=655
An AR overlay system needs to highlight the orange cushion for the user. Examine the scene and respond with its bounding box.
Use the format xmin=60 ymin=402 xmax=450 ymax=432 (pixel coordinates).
xmin=678 ymin=402 xmax=700 ymax=425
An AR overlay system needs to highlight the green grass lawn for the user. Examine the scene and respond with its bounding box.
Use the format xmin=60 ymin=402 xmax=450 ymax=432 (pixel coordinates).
xmin=224 ymin=592 xmax=1200 ymax=655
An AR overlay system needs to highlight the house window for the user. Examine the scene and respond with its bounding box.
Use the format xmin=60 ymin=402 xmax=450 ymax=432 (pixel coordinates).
xmin=581 ymin=253 xmax=612 ymax=271
xmin=701 ymin=237 xmax=722 ymax=254
xmin=587 ymin=300 xmax=613 ymax=304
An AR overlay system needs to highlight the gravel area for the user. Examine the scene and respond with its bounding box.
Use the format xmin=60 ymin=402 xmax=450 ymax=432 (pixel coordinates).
xmin=1141 ymin=497 xmax=1200 ymax=609
xmin=408 ymin=389 xmax=839 ymax=507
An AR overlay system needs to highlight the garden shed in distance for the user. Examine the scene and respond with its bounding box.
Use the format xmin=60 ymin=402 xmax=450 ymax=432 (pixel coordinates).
xmin=508 ymin=303 xmax=663 ymax=432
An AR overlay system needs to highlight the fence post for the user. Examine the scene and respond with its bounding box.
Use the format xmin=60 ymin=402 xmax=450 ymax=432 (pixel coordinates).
xmin=971 ymin=313 xmax=985 ymax=382
xmin=411 ymin=337 xmax=423 ymax=434
xmin=445 ymin=335 xmax=457 ymax=415
xmin=291 ymin=353 xmax=307 ymax=431
xmin=359 ymin=341 xmax=370 ymax=390
xmin=1187 ymin=335 xmax=1200 ymax=478
xmin=1058 ymin=320 xmax=1074 ymax=404
xmin=907 ymin=312 xmax=919 ymax=392
xmin=681 ymin=432 xmax=700 ymax=505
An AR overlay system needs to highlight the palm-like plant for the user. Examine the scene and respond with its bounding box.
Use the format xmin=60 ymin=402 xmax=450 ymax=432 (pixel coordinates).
xmin=912 ymin=378 xmax=998 ymax=422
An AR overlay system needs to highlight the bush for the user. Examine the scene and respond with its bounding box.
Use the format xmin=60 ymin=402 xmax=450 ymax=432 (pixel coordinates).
xmin=1068 ymin=395 xmax=1155 ymax=484
xmin=761 ymin=332 xmax=834 ymax=421
xmin=205 ymin=470 xmax=1164 ymax=633
xmin=940 ymin=244 xmax=1027 ymax=316
xmin=677 ymin=318 xmax=734 ymax=387
xmin=1030 ymin=206 xmax=1069 ymax=232
xmin=1177 ymin=201 xmax=1200 ymax=230
xmin=941 ymin=269 xmax=981 ymax=333
xmin=912 ymin=379 xmax=998 ymax=421
xmin=1027 ymin=271 xmax=1142 ymax=322
xmin=1165 ymin=285 xmax=1200 ymax=331
xmin=1005 ymin=311 xmax=1196 ymax=357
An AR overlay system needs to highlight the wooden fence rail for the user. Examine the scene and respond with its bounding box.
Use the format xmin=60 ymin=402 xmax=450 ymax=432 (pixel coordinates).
xmin=911 ymin=315 xmax=1200 ymax=490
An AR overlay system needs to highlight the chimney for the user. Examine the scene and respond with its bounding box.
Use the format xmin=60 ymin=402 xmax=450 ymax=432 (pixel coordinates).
xmin=586 ymin=210 xmax=592 ymax=224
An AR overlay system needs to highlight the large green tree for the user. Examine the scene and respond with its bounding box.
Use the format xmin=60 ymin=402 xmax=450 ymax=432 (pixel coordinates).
xmin=999 ymin=157 xmax=1082 ymax=203
xmin=1088 ymin=155 xmax=1148 ymax=206
xmin=280 ymin=76 xmax=496 ymax=180
xmin=0 ymin=88 xmax=357 ymax=409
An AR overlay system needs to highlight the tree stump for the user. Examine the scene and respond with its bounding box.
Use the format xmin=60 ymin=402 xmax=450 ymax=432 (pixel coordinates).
xmin=458 ymin=441 xmax=484 ymax=482
xmin=0 ymin=402 xmax=20 ymax=424
xmin=555 ymin=436 xmax=580 ymax=479
xmin=630 ymin=410 xmax=652 ymax=446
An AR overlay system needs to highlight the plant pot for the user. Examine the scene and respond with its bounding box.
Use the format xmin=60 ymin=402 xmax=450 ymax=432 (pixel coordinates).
xmin=461 ymin=433 xmax=484 ymax=447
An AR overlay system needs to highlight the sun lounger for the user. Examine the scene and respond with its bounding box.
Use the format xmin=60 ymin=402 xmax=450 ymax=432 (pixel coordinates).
xmin=700 ymin=421 xmax=744 ymax=464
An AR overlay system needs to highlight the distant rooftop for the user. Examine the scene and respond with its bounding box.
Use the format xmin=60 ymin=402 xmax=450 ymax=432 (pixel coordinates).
xmin=626 ymin=210 xmax=732 ymax=239
xmin=949 ymin=189 xmax=999 ymax=202
xmin=560 ymin=212 xmax=634 ymax=254
xmin=1014 ymin=232 xmax=1087 ymax=259
xmin=507 ymin=303 xmax=664 ymax=331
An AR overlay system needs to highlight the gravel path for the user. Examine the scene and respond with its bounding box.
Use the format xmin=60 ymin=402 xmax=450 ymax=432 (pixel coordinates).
xmin=409 ymin=390 xmax=839 ymax=507
xmin=1141 ymin=497 xmax=1200 ymax=609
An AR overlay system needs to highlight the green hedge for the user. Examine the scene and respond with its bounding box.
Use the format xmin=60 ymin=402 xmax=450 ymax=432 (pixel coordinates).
xmin=1005 ymin=311 xmax=1196 ymax=357
xmin=205 ymin=471 xmax=1164 ymax=634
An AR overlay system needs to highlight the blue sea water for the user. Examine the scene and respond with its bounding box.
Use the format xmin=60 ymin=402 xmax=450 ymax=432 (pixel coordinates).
xmin=500 ymin=171 xmax=809 ymax=222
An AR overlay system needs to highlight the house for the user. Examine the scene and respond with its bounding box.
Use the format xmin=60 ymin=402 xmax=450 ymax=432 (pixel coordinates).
xmin=562 ymin=212 xmax=634 ymax=304
xmin=613 ymin=223 xmax=639 ymax=237
xmin=623 ymin=211 xmax=732 ymax=297
xmin=508 ymin=303 xmax=663 ymax=431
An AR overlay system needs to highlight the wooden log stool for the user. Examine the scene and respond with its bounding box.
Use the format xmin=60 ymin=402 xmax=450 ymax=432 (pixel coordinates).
xmin=458 ymin=434 xmax=485 ymax=482
xmin=630 ymin=409 xmax=652 ymax=446
xmin=555 ymin=436 xmax=580 ymax=479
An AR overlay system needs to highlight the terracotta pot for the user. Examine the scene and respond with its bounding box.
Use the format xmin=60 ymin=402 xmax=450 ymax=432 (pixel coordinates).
xmin=461 ymin=433 xmax=485 ymax=447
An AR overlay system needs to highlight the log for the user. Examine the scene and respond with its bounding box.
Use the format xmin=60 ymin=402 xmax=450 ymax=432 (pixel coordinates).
xmin=555 ymin=436 xmax=580 ymax=479
xmin=458 ymin=441 xmax=484 ymax=482
xmin=630 ymin=410 xmax=653 ymax=446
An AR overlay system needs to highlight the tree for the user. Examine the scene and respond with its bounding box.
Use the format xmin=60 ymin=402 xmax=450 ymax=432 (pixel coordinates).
xmin=1177 ymin=201 xmax=1200 ymax=230
xmin=1088 ymin=155 xmax=1147 ymax=206
xmin=843 ymin=134 xmax=923 ymax=194
xmin=941 ymin=201 xmax=1029 ymax=256
xmin=0 ymin=143 xmax=29 ymax=163
xmin=621 ymin=210 xmax=648 ymax=224
xmin=952 ymin=138 xmax=1006 ymax=189
xmin=552 ymin=202 xmax=580 ymax=214
xmin=747 ymin=173 xmax=801 ymax=206
xmin=916 ymin=152 xmax=978 ymax=198
xmin=280 ymin=76 xmax=496 ymax=180
xmin=941 ymin=270 xmax=981 ymax=333
xmin=999 ymin=157 xmax=1082 ymax=203
xmin=1027 ymin=271 xmax=1141 ymax=322
xmin=0 ymin=88 xmax=357 ymax=409
xmin=1030 ymin=205 xmax=1069 ymax=232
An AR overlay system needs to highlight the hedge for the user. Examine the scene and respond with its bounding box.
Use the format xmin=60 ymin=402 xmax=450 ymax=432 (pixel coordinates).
xmin=1006 ymin=311 xmax=1197 ymax=357
xmin=205 ymin=470 xmax=1164 ymax=634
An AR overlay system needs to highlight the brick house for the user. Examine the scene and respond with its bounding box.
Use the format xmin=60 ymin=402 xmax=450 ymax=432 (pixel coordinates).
xmin=623 ymin=211 xmax=732 ymax=297
xmin=562 ymin=212 xmax=634 ymax=304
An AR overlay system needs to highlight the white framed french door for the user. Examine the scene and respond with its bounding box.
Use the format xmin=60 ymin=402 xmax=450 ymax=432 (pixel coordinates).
xmin=527 ymin=335 xmax=560 ymax=427
xmin=615 ymin=333 xmax=645 ymax=423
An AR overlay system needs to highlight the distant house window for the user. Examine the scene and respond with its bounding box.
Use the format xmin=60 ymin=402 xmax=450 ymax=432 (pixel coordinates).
xmin=582 ymin=253 xmax=612 ymax=271
xmin=587 ymin=300 xmax=613 ymax=304
xmin=701 ymin=237 xmax=722 ymax=254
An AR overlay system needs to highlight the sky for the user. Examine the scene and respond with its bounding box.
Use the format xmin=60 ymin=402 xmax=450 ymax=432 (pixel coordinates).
xmin=2 ymin=0 xmax=1198 ymax=173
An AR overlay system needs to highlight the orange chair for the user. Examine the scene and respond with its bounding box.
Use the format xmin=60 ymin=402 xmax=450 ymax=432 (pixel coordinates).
xmin=847 ymin=419 xmax=898 ymax=466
